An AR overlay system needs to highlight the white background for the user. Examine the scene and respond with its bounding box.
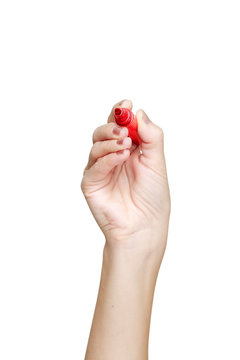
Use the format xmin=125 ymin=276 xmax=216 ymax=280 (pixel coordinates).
xmin=0 ymin=0 xmax=239 ymax=359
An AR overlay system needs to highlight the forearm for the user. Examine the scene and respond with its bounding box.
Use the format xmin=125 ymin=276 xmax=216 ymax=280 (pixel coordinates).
xmin=85 ymin=239 xmax=163 ymax=360
xmin=82 ymin=99 xmax=170 ymax=359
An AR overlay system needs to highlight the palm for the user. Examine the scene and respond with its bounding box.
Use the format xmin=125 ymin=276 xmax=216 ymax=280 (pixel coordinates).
xmin=84 ymin=147 xmax=169 ymax=241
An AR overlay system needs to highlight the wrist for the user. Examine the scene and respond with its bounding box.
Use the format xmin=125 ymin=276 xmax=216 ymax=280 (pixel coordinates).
xmin=104 ymin=224 xmax=169 ymax=265
xmin=103 ymin=230 xmax=167 ymax=276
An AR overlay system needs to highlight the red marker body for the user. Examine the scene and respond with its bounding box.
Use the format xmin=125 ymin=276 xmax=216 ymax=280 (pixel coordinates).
xmin=114 ymin=108 xmax=140 ymax=146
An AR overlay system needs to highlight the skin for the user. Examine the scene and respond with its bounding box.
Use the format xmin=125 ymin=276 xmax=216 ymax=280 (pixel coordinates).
xmin=81 ymin=99 xmax=170 ymax=360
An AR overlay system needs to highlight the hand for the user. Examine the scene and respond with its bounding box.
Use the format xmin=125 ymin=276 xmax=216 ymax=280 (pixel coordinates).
xmin=81 ymin=99 xmax=170 ymax=258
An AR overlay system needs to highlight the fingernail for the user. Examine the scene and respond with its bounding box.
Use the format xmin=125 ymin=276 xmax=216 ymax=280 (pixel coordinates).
xmin=113 ymin=126 xmax=121 ymax=135
xmin=116 ymin=138 xmax=124 ymax=145
xmin=143 ymin=111 xmax=150 ymax=124
xmin=120 ymin=127 xmax=128 ymax=137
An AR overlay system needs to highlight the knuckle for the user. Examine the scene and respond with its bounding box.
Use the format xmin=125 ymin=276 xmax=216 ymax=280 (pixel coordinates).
xmin=92 ymin=127 xmax=99 ymax=143
xmin=90 ymin=143 xmax=99 ymax=159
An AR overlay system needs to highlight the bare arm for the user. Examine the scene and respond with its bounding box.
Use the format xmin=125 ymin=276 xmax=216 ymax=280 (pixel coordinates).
xmin=81 ymin=99 xmax=170 ymax=359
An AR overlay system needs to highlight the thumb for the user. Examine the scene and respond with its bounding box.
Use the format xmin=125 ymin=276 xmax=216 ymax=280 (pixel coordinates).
xmin=136 ymin=109 xmax=166 ymax=168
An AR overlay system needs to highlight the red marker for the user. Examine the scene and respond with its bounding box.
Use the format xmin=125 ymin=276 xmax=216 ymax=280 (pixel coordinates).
xmin=114 ymin=108 xmax=140 ymax=146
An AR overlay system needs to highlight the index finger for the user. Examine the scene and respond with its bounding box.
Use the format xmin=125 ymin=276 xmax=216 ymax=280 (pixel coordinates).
xmin=107 ymin=99 xmax=133 ymax=123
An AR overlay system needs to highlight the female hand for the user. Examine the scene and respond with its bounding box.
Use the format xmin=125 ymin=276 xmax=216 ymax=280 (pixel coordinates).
xmin=81 ymin=99 xmax=170 ymax=259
